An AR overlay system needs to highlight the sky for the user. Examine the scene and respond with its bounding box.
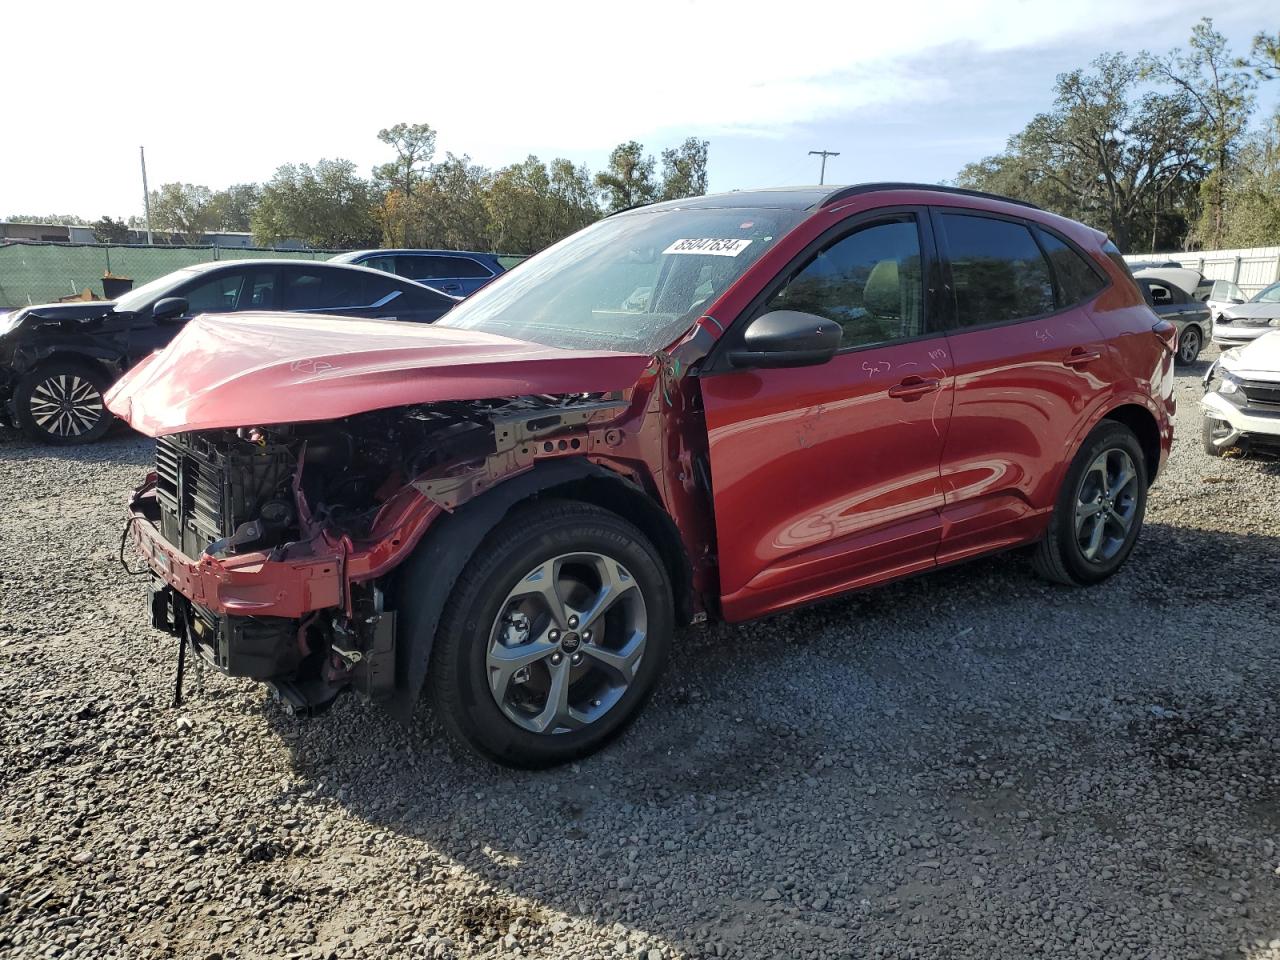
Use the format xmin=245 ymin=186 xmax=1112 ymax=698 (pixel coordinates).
xmin=1 ymin=0 xmax=1276 ymax=222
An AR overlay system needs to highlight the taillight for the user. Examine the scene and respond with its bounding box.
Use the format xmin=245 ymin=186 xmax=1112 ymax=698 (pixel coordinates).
xmin=1151 ymin=318 xmax=1177 ymax=353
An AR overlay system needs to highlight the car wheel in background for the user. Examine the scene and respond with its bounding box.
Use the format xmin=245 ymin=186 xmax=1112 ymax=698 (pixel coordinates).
xmin=424 ymin=500 xmax=674 ymax=768
xmin=1033 ymin=421 xmax=1148 ymax=586
xmin=1202 ymin=417 xmax=1232 ymax=457
xmin=1175 ymin=327 xmax=1201 ymax=366
xmin=13 ymin=360 xmax=114 ymax=445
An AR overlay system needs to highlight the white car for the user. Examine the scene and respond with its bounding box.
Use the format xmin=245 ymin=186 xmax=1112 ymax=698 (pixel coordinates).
xmin=1211 ymin=281 xmax=1280 ymax=348
xmin=1202 ymin=329 xmax=1280 ymax=455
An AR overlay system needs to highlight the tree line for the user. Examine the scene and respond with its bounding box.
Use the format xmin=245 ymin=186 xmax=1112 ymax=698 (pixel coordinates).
xmin=955 ymin=20 xmax=1280 ymax=252
xmin=7 ymin=130 xmax=709 ymax=254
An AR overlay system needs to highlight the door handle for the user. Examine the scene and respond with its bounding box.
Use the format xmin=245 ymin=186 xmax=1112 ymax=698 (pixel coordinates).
xmin=887 ymin=376 xmax=941 ymax=400
xmin=1063 ymin=347 xmax=1102 ymax=368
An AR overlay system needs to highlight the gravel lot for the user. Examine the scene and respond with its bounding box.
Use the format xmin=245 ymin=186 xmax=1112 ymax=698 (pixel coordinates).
xmin=2 ymin=349 xmax=1279 ymax=960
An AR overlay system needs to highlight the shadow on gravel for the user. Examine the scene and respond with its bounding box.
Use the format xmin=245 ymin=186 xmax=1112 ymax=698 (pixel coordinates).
xmin=0 ymin=425 xmax=152 ymax=466
xmin=256 ymin=519 xmax=1280 ymax=956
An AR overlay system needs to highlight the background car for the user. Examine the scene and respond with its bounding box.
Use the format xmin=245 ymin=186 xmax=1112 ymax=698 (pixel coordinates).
xmin=1133 ymin=269 xmax=1210 ymax=365
xmin=1211 ymin=280 xmax=1280 ymax=348
xmin=0 ymin=259 xmax=458 ymax=444
xmin=1202 ymin=329 xmax=1280 ymax=455
xmin=329 ymin=249 xmax=510 ymax=296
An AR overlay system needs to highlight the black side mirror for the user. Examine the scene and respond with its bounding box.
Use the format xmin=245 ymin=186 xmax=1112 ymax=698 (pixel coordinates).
xmin=728 ymin=310 xmax=842 ymax=369
xmin=152 ymin=297 xmax=189 ymax=322
xmin=1231 ymin=297 xmax=1246 ymax=304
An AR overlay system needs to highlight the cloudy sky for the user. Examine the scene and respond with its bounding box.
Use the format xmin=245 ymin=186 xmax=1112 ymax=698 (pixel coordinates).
xmin=2 ymin=0 xmax=1276 ymax=221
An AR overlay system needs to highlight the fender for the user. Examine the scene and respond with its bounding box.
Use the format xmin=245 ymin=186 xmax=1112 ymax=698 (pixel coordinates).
xmin=384 ymin=457 xmax=634 ymax=723
xmin=12 ymin=340 xmax=127 ymax=378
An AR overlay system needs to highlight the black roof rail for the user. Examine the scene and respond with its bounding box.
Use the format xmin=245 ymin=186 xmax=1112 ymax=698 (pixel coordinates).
xmin=820 ymin=182 xmax=1043 ymax=211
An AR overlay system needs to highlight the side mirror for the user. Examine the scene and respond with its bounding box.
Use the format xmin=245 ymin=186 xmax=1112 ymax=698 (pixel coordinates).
xmin=152 ymin=297 xmax=189 ymax=322
xmin=728 ymin=310 xmax=842 ymax=369
xmin=1231 ymin=297 xmax=1246 ymax=304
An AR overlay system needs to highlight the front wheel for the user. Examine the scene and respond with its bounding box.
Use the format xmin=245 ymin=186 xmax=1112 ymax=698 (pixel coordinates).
xmin=1175 ymin=327 xmax=1202 ymax=366
xmin=1033 ymin=421 xmax=1148 ymax=586
xmin=426 ymin=500 xmax=674 ymax=768
xmin=13 ymin=360 xmax=114 ymax=445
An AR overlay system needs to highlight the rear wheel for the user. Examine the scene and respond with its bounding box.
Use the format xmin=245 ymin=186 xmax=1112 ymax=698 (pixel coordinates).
xmin=1175 ymin=327 xmax=1202 ymax=366
xmin=1033 ymin=421 xmax=1147 ymax=586
xmin=426 ymin=500 xmax=674 ymax=768
xmin=13 ymin=360 xmax=113 ymax=445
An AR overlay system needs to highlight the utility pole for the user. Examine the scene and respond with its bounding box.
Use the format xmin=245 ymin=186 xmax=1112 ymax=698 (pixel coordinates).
xmin=139 ymin=146 xmax=153 ymax=245
xmin=808 ymin=149 xmax=840 ymax=185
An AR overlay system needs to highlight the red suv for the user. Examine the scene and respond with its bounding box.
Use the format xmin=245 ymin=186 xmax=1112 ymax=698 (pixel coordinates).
xmin=108 ymin=184 xmax=1175 ymax=767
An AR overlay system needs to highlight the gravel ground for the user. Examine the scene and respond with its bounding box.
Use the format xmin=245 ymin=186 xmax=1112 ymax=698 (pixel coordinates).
xmin=2 ymin=348 xmax=1279 ymax=960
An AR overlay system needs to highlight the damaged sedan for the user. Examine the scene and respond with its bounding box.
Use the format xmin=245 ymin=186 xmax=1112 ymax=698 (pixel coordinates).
xmin=108 ymin=184 xmax=1175 ymax=767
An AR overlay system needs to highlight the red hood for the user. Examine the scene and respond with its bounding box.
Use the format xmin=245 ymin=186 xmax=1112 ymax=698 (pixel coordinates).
xmin=105 ymin=312 xmax=652 ymax=436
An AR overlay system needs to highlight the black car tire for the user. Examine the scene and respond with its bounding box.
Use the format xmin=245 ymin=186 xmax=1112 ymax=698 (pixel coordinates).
xmin=425 ymin=499 xmax=674 ymax=768
xmin=13 ymin=360 xmax=114 ymax=445
xmin=1202 ymin=417 xmax=1230 ymax=457
xmin=1032 ymin=421 xmax=1148 ymax=586
xmin=1175 ymin=326 xmax=1202 ymax=366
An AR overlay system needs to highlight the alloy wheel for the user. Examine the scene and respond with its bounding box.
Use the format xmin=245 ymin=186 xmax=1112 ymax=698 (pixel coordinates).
xmin=1179 ymin=328 xmax=1200 ymax=363
xmin=1073 ymin=448 xmax=1139 ymax=563
xmin=486 ymin=552 xmax=647 ymax=735
xmin=28 ymin=373 xmax=105 ymax=439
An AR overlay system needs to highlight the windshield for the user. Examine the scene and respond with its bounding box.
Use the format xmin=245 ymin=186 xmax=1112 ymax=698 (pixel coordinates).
xmin=1251 ymin=282 xmax=1280 ymax=304
xmin=112 ymin=268 xmax=202 ymax=312
xmin=437 ymin=206 xmax=806 ymax=353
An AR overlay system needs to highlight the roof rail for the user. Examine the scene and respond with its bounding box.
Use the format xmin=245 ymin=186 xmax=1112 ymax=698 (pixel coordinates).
xmin=820 ymin=182 xmax=1042 ymax=211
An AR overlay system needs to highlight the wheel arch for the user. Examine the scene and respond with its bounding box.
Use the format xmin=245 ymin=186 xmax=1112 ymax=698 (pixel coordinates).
xmin=1101 ymin=403 xmax=1162 ymax=486
xmin=15 ymin=348 xmax=122 ymax=384
xmin=384 ymin=457 xmax=691 ymax=724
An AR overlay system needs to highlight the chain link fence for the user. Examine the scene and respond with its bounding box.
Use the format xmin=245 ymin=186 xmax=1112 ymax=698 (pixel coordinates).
xmin=0 ymin=241 xmax=349 ymax=309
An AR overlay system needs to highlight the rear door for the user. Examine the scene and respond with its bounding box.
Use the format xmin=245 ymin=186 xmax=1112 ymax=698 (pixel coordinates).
xmin=700 ymin=209 xmax=955 ymax=622
xmin=931 ymin=208 xmax=1112 ymax=564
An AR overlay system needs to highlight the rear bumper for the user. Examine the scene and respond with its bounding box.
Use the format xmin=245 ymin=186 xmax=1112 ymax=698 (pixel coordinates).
xmin=129 ymin=481 xmax=344 ymax=619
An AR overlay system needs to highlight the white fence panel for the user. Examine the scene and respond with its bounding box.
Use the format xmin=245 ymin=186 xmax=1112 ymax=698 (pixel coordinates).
xmin=1125 ymin=247 xmax=1280 ymax=297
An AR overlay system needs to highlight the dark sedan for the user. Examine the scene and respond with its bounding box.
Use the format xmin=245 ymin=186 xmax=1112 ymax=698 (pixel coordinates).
xmin=0 ymin=259 xmax=458 ymax=444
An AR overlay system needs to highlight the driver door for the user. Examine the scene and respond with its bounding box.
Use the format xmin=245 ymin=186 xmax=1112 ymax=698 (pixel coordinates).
xmin=699 ymin=211 xmax=954 ymax=622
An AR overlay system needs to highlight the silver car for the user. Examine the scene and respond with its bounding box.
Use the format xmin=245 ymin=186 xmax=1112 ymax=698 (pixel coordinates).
xmin=1213 ymin=281 xmax=1280 ymax=347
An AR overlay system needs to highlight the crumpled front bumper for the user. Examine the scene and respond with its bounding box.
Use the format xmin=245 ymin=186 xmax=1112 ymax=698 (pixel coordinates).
xmin=1201 ymin=391 xmax=1280 ymax=448
xmin=129 ymin=478 xmax=344 ymax=619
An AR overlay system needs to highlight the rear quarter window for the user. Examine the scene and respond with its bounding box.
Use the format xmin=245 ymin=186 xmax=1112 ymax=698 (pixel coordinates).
xmin=1037 ymin=230 xmax=1106 ymax=306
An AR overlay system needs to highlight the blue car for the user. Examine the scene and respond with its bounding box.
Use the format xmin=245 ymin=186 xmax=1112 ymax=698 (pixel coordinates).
xmin=329 ymin=249 xmax=512 ymax=297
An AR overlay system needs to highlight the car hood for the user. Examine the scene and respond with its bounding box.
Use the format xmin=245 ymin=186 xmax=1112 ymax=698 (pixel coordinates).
xmin=4 ymin=300 xmax=118 ymax=327
xmin=104 ymin=311 xmax=653 ymax=436
xmin=1222 ymin=301 xmax=1280 ymax=320
xmin=1219 ymin=329 xmax=1280 ymax=380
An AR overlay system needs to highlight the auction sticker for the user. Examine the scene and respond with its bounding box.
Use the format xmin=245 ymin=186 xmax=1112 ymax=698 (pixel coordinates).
xmin=662 ymin=238 xmax=753 ymax=256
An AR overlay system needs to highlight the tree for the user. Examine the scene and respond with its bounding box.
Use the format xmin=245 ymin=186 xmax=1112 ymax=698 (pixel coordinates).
xmin=958 ymin=54 xmax=1202 ymax=251
xmin=92 ymin=216 xmax=130 ymax=243
xmin=660 ymin=137 xmax=709 ymax=201
xmin=595 ymin=141 xmax=658 ymax=212
xmin=374 ymin=122 xmax=437 ymax=198
xmin=484 ymin=156 xmax=600 ymax=253
xmin=208 ymin=183 xmax=261 ymax=232
xmin=1142 ymin=19 xmax=1256 ymax=248
xmin=1240 ymin=30 xmax=1280 ymax=80
xmin=252 ymin=159 xmax=379 ymax=249
xmin=149 ymin=182 xmax=217 ymax=243
xmin=1221 ymin=112 xmax=1280 ymax=247
xmin=7 ymin=214 xmax=88 ymax=225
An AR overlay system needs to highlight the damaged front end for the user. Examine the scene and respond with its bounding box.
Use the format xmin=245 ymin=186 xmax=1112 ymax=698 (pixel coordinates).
xmin=131 ymin=392 xmax=636 ymax=715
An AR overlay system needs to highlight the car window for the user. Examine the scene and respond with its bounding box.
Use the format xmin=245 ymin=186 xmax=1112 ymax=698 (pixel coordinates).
xmin=361 ymin=255 xmax=398 ymax=275
xmin=1211 ymin=280 xmax=1244 ymax=302
xmin=1037 ymin=231 xmax=1105 ymax=306
xmin=399 ymin=255 xmax=492 ymax=280
xmin=396 ymin=285 xmax=453 ymax=311
xmin=243 ymin=271 xmax=275 ymax=308
xmin=1253 ymin=283 xmax=1280 ymax=304
xmin=1144 ymin=281 xmax=1176 ymax=306
xmin=942 ymin=213 xmax=1055 ymax=327
xmin=281 ymin=269 xmax=365 ymax=311
xmin=182 ymin=272 xmax=247 ymax=313
xmin=767 ymin=217 xmax=924 ymax=349
xmin=362 ymin=273 xmax=407 ymax=304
